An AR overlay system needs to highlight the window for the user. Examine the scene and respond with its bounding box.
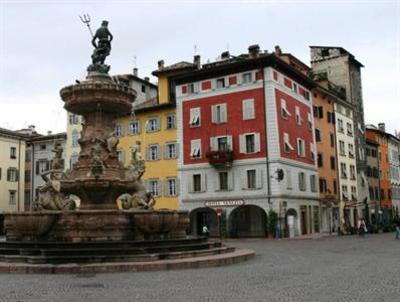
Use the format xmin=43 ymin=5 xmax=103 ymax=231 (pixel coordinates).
xmin=317 ymin=153 xmax=323 ymax=167
xmin=193 ymin=174 xmax=202 ymax=192
xmin=69 ymin=114 xmax=79 ymax=125
xmin=307 ymin=113 xmax=312 ymax=130
xmin=351 ymin=186 xmax=357 ymax=200
xmin=310 ymin=143 xmax=315 ymax=161
xmin=347 ymin=123 xmax=353 ymax=136
xmin=218 ymin=172 xmax=228 ymax=191
xmin=242 ymin=134 xmax=254 ymax=153
xmin=286 ymin=168 xmax=292 ymax=189
xmin=292 ymin=83 xmax=298 ymax=93
xmin=148 ymin=180 xmax=160 ymax=197
xmin=188 ymin=83 xmax=199 ymax=94
xmin=298 ymin=172 xmax=306 ymax=191
xmin=164 ymin=143 xmax=177 ymax=159
xmin=189 ymin=107 xmax=201 ymax=127
xmin=211 ymin=103 xmax=227 ymax=124
xmin=315 ymin=129 xmax=321 ymax=142
xmin=242 ymin=99 xmax=255 ymax=120
xmin=327 ymin=112 xmax=335 ymax=124
xmin=284 ymin=133 xmax=295 ymax=152
xmin=313 ymin=106 xmax=323 ymax=119
xmin=350 ymin=165 xmax=356 ymax=180
xmin=340 ymin=162 xmax=347 ymax=179
xmin=330 ymin=156 xmax=336 ymax=170
xmin=295 ymin=106 xmax=302 ymax=125
xmin=333 ymin=180 xmax=337 ymax=194
xmin=141 ymin=85 xmax=146 ymax=93
xmin=247 ymin=169 xmax=256 ymax=189
xmin=70 ymin=155 xmax=79 ymax=168
xmin=348 ymin=144 xmax=354 ymax=158
xmin=281 ymin=99 xmax=291 ymax=119
xmin=216 ymin=78 xmax=225 ymax=89
xmin=310 ymin=175 xmax=317 ymax=192
xmin=342 ymin=186 xmax=349 ymax=200
xmin=319 ymin=178 xmax=327 ymax=193
xmin=146 ymin=118 xmax=160 ymax=132
xmin=297 ymin=138 xmax=305 ymax=157
xmin=39 ymin=144 xmax=46 ymax=151
xmin=147 ymin=145 xmax=160 ymax=161
xmin=115 ymin=124 xmax=123 ymax=137
xmin=129 ymin=121 xmax=140 ymax=134
xmin=35 ymin=160 xmax=49 ymax=175
xmin=10 ymin=147 xmax=16 ymax=159
xmin=166 ymin=114 xmax=176 ymax=129
xmin=217 ymin=136 xmax=229 ymax=151
xmin=338 ymin=119 xmax=344 ymax=133
xmin=339 ymin=141 xmax=345 ymax=156
xmin=72 ymin=130 xmax=79 ymax=147
xmin=117 ymin=149 xmax=125 ymax=162
xmin=7 ymin=168 xmax=18 ymax=182
xmin=190 ymin=139 xmax=201 ymax=159
xmin=330 ymin=133 xmax=335 ymax=147
xmin=166 ymin=178 xmax=177 ymax=196
xmin=242 ymin=72 xmax=252 ymax=84
xmin=9 ymin=190 xmax=16 ymax=205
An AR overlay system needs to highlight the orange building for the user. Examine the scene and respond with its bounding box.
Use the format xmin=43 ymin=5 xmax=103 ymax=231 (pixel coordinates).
xmin=366 ymin=125 xmax=392 ymax=220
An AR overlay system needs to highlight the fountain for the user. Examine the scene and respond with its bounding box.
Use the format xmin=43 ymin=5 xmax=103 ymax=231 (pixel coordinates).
xmin=0 ymin=20 xmax=254 ymax=273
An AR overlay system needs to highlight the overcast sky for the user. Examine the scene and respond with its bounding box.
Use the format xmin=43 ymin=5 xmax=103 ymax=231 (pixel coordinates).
xmin=0 ymin=0 xmax=399 ymax=135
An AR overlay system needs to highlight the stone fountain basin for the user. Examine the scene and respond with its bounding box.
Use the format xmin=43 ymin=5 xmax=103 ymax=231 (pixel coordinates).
xmin=4 ymin=212 xmax=59 ymax=240
xmin=130 ymin=210 xmax=180 ymax=235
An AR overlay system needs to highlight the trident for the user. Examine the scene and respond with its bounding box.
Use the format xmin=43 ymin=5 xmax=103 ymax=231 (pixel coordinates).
xmin=79 ymin=14 xmax=94 ymax=38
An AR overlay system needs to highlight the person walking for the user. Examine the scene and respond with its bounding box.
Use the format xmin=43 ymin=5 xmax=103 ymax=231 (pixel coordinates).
xmin=358 ymin=218 xmax=367 ymax=237
xmin=202 ymin=225 xmax=210 ymax=238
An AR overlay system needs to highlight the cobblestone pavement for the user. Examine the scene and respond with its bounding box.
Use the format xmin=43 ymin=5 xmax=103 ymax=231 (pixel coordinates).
xmin=0 ymin=233 xmax=399 ymax=302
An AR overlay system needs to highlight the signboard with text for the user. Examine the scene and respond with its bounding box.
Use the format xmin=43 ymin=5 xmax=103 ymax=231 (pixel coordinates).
xmin=204 ymin=200 xmax=245 ymax=208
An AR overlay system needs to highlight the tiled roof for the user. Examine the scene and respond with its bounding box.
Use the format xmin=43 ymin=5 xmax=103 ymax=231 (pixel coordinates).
xmin=152 ymin=61 xmax=197 ymax=75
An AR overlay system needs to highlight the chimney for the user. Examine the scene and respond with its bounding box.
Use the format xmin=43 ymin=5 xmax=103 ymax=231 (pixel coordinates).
xmin=158 ymin=60 xmax=164 ymax=70
xmin=274 ymin=45 xmax=282 ymax=56
xmin=221 ymin=51 xmax=230 ymax=60
xmin=193 ymin=55 xmax=201 ymax=69
xmin=378 ymin=123 xmax=386 ymax=133
xmin=144 ymin=77 xmax=150 ymax=82
xmin=47 ymin=130 xmax=52 ymax=136
xmin=248 ymin=44 xmax=260 ymax=58
xmin=133 ymin=67 xmax=138 ymax=76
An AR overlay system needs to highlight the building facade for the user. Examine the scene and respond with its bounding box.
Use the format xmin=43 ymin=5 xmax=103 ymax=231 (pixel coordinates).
xmin=174 ymin=46 xmax=319 ymax=238
xmin=0 ymin=128 xmax=27 ymax=213
xmin=365 ymin=139 xmax=380 ymax=223
xmin=387 ymin=130 xmax=400 ymax=216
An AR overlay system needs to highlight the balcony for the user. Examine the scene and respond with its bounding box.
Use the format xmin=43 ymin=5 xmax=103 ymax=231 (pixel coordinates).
xmin=206 ymin=150 xmax=234 ymax=168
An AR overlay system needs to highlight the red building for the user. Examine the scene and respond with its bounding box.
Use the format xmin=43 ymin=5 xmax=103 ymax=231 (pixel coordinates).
xmin=169 ymin=45 xmax=319 ymax=237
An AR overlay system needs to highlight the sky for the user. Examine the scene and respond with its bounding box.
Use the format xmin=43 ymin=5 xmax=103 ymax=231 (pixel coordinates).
xmin=0 ymin=0 xmax=399 ymax=135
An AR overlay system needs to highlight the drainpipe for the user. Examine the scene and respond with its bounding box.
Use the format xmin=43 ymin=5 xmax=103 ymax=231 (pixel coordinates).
xmin=17 ymin=139 xmax=21 ymax=212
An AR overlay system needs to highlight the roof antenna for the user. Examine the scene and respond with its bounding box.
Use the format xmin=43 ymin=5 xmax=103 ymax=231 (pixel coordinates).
xmin=194 ymin=44 xmax=198 ymax=55
xmin=133 ymin=55 xmax=137 ymax=68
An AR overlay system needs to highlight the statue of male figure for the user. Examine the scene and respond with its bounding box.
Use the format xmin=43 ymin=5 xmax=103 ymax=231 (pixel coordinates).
xmin=91 ymin=20 xmax=113 ymax=65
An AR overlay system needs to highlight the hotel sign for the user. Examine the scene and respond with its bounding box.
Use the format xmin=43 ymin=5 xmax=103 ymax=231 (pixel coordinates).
xmin=204 ymin=200 xmax=245 ymax=208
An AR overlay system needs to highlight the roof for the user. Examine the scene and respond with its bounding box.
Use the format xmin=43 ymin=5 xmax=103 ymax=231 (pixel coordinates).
xmin=172 ymin=53 xmax=316 ymax=89
xmin=152 ymin=61 xmax=197 ymax=76
xmin=0 ymin=127 xmax=36 ymax=140
xmin=366 ymin=125 xmax=400 ymax=143
xmin=114 ymin=74 xmax=157 ymax=89
xmin=366 ymin=138 xmax=379 ymax=146
xmin=309 ymin=45 xmax=364 ymax=67
xmin=29 ymin=132 xmax=66 ymax=143
xmin=124 ymin=98 xmax=176 ymax=116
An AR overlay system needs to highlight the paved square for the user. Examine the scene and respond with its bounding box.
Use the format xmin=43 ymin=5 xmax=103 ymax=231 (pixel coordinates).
xmin=0 ymin=233 xmax=399 ymax=302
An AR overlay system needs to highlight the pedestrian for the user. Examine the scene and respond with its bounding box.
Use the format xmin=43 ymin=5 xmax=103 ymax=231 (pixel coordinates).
xmin=202 ymin=225 xmax=209 ymax=238
xmin=358 ymin=218 xmax=367 ymax=237
xmin=395 ymin=218 xmax=400 ymax=240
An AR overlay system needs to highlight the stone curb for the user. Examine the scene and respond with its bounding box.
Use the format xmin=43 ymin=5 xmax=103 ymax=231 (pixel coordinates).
xmin=0 ymin=248 xmax=255 ymax=274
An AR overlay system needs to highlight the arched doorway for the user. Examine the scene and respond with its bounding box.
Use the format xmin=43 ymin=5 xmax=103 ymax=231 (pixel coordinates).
xmin=189 ymin=207 xmax=218 ymax=237
xmin=285 ymin=208 xmax=298 ymax=238
xmin=229 ymin=205 xmax=267 ymax=238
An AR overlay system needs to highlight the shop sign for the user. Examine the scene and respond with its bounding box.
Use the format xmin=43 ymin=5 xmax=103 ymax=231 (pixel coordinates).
xmin=204 ymin=200 xmax=245 ymax=208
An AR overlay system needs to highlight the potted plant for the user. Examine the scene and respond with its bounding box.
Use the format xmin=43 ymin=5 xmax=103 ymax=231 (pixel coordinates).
xmin=267 ymin=210 xmax=278 ymax=239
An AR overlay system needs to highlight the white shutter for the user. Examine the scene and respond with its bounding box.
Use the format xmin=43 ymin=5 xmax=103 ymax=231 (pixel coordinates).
xmin=157 ymin=145 xmax=161 ymax=160
xmin=221 ymin=103 xmax=227 ymax=123
xmin=209 ymin=137 xmax=216 ymax=151
xmin=175 ymin=143 xmax=179 ymax=159
xmin=239 ymin=135 xmax=246 ymax=154
xmin=254 ymin=133 xmax=260 ymax=152
xmin=256 ymin=168 xmax=262 ymax=189
xmin=188 ymin=176 xmax=193 ymax=193
xmin=227 ymin=135 xmax=233 ymax=151
xmin=228 ymin=170 xmax=234 ymax=190
xmin=201 ymin=171 xmax=207 ymax=192
xmin=158 ymin=180 xmax=163 ymax=197
xmin=163 ymin=144 xmax=168 ymax=159
xmin=243 ymin=99 xmax=255 ymax=120
xmin=211 ymin=105 xmax=217 ymax=123
xmin=241 ymin=169 xmax=247 ymax=189
xmin=137 ymin=121 xmax=141 ymax=134
xmin=163 ymin=180 xmax=169 ymax=196
xmin=146 ymin=146 xmax=150 ymax=160
xmin=176 ymin=178 xmax=180 ymax=196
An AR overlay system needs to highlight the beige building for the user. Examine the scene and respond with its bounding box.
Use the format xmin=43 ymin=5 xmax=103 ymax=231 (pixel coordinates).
xmin=0 ymin=128 xmax=27 ymax=213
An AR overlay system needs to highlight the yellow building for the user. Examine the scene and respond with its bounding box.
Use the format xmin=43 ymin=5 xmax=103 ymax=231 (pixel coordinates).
xmin=116 ymin=100 xmax=178 ymax=209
